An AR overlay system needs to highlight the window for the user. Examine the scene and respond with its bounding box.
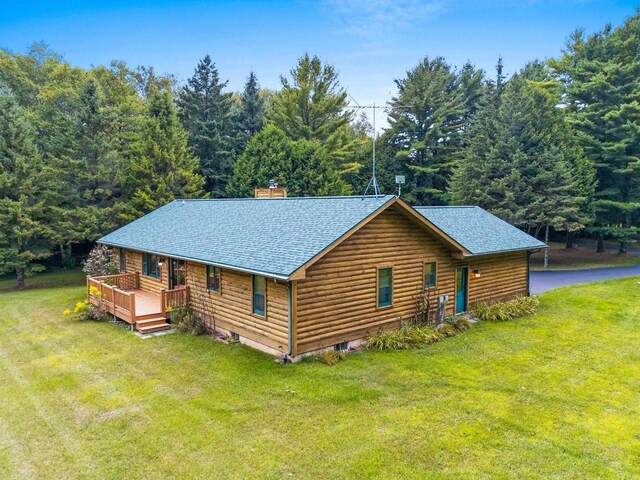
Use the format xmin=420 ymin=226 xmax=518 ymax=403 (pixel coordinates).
xmin=252 ymin=275 xmax=266 ymax=316
xmin=207 ymin=266 xmax=221 ymax=292
xmin=119 ymin=248 xmax=126 ymax=273
xmin=424 ymin=262 xmax=437 ymax=288
xmin=377 ymin=268 xmax=393 ymax=308
xmin=142 ymin=253 xmax=160 ymax=279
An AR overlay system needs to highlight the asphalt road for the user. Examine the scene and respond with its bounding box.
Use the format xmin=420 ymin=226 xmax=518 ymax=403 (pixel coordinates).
xmin=530 ymin=264 xmax=640 ymax=294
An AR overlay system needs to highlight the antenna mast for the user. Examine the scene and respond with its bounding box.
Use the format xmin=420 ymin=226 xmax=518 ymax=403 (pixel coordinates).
xmin=363 ymin=102 xmax=380 ymax=196
xmin=345 ymin=98 xmax=411 ymax=197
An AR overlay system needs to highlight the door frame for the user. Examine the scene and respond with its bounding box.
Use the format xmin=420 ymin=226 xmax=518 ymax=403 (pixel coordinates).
xmin=455 ymin=267 xmax=469 ymax=314
xmin=169 ymin=258 xmax=186 ymax=289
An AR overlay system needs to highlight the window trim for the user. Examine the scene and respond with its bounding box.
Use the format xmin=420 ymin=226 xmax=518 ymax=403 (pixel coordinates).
xmin=423 ymin=261 xmax=437 ymax=289
xmin=206 ymin=265 xmax=221 ymax=293
xmin=142 ymin=253 xmax=161 ymax=279
xmin=376 ymin=266 xmax=393 ymax=309
xmin=119 ymin=248 xmax=126 ymax=273
xmin=252 ymin=275 xmax=266 ymax=317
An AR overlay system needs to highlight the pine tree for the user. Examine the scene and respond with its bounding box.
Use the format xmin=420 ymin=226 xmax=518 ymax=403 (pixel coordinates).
xmin=450 ymin=61 xmax=595 ymax=259
xmin=0 ymin=96 xmax=51 ymax=288
xmin=268 ymin=53 xmax=351 ymax=142
xmin=125 ymin=90 xmax=206 ymax=215
xmin=236 ymin=71 xmax=265 ymax=146
xmin=388 ymin=56 xmax=468 ymax=205
xmin=177 ymin=54 xmax=236 ymax=197
xmin=549 ymin=13 xmax=640 ymax=253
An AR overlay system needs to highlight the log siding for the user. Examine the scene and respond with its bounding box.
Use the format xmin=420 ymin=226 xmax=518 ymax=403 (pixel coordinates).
xmin=294 ymin=206 xmax=528 ymax=354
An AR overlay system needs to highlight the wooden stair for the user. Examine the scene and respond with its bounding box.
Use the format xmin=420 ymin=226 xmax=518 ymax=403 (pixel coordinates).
xmin=136 ymin=317 xmax=171 ymax=334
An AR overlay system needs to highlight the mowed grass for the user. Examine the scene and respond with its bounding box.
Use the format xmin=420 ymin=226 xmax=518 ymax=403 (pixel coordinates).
xmin=1 ymin=277 xmax=639 ymax=479
xmin=531 ymin=241 xmax=640 ymax=271
xmin=0 ymin=268 xmax=86 ymax=291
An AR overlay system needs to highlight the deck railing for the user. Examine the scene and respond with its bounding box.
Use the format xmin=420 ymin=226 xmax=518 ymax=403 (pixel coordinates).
xmin=161 ymin=286 xmax=190 ymax=312
xmin=90 ymin=272 xmax=139 ymax=290
xmin=87 ymin=274 xmax=137 ymax=324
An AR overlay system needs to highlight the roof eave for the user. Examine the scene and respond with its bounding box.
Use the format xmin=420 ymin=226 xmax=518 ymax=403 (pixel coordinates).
xmin=462 ymin=245 xmax=548 ymax=257
xmin=98 ymin=240 xmax=292 ymax=281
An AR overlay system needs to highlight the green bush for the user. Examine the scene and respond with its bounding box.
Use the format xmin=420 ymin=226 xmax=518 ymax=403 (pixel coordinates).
xmin=444 ymin=315 xmax=471 ymax=332
xmin=435 ymin=323 xmax=459 ymax=337
xmin=315 ymin=350 xmax=345 ymax=366
xmin=365 ymin=325 xmax=444 ymax=351
xmin=171 ymin=307 xmax=209 ymax=335
xmin=473 ymin=296 xmax=539 ymax=322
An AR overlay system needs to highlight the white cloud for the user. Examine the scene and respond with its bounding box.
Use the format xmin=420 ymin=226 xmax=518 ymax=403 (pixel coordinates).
xmin=324 ymin=0 xmax=447 ymax=38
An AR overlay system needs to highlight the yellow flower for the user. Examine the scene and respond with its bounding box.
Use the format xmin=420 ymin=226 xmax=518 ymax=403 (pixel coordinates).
xmin=166 ymin=306 xmax=173 ymax=312
xmin=63 ymin=309 xmax=71 ymax=316
xmin=89 ymin=286 xmax=102 ymax=297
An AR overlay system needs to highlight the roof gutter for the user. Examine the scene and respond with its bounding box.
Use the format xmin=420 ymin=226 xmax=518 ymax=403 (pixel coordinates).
xmin=98 ymin=241 xmax=291 ymax=282
xmin=285 ymin=282 xmax=293 ymax=362
xmin=461 ymin=246 xmax=547 ymax=258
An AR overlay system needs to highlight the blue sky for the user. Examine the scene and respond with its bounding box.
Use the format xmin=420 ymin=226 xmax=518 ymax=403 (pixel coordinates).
xmin=0 ymin=1 xmax=636 ymax=126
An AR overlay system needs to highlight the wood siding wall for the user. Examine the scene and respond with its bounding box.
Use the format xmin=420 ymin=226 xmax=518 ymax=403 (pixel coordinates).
xmin=185 ymin=263 xmax=289 ymax=353
xmin=294 ymin=206 xmax=528 ymax=354
xmin=122 ymin=250 xmax=169 ymax=294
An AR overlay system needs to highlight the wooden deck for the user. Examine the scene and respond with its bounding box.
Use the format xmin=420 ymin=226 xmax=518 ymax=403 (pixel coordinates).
xmin=87 ymin=273 xmax=189 ymax=334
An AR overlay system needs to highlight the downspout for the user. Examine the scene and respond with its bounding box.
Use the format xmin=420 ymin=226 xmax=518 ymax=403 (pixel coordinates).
xmin=285 ymin=282 xmax=293 ymax=363
xmin=527 ymin=252 xmax=531 ymax=297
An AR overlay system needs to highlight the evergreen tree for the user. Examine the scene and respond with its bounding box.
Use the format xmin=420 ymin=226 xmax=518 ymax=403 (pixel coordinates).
xmin=227 ymin=125 xmax=350 ymax=197
xmin=236 ymin=71 xmax=265 ymax=146
xmin=125 ymin=90 xmax=206 ymax=215
xmin=268 ymin=53 xmax=351 ymax=142
xmin=549 ymin=13 xmax=640 ymax=253
xmin=177 ymin=54 xmax=236 ymax=197
xmin=388 ymin=56 xmax=467 ymax=205
xmin=0 ymin=96 xmax=51 ymax=289
xmin=450 ymin=62 xmax=595 ymax=260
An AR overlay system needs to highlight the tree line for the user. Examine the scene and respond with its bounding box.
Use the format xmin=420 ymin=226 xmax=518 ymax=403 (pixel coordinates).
xmin=0 ymin=13 xmax=638 ymax=287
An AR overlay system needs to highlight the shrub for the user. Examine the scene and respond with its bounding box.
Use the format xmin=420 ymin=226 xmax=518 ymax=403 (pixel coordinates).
xmin=435 ymin=323 xmax=459 ymax=337
xmin=64 ymin=289 xmax=110 ymax=322
xmin=316 ymin=350 xmax=345 ymax=366
xmin=365 ymin=325 xmax=444 ymax=351
xmin=171 ymin=307 xmax=209 ymax=335
xmin=444 ymin=315 xmax=471 ymax=332
xmin=82 ymin=245 xmax=119 ymax=277
xmin=473 ymin=296 xmax=539 ymax=322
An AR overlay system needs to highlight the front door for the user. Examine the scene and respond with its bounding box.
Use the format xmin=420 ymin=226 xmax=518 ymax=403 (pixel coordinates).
xmin=455 ymin=267 xmax=468 ymax=314
xmin=169 ymin=258 xmax=186 ymax=289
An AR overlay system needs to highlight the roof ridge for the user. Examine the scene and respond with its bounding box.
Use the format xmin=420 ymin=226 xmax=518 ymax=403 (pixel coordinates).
xmin=174 ymin=195 xmax=395 ymax=203
xmin=414 ymin=205 xmax=478 ymax=209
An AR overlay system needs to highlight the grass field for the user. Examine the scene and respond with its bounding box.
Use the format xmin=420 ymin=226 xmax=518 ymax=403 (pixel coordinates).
xmin=1 ymin=275 xmax=639 ymax=478
xmin=531 ymin=241 xmax=640 ymax=271
xmin=0 ymin=269 xmax=86 ymax=292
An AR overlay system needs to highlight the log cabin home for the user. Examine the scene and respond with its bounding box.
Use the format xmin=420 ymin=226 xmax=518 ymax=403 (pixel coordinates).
xmin=89 ymin=194 xmax=545 ymax=360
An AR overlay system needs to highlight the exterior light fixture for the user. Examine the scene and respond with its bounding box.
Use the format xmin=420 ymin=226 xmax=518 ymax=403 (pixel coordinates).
xmin=158 ymin=259 xmax=164 ymax=267
xmin=473 ymin=269 xmax=481 ymax=278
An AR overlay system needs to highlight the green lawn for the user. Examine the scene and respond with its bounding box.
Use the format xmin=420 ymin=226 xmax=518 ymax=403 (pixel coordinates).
xmin=0 ymin=268 xmax=86 ymax=291
xmin=1 ymin=276 xmax=639 ymax=479
xmin=531 ymin=241 xmax=640 ymax=271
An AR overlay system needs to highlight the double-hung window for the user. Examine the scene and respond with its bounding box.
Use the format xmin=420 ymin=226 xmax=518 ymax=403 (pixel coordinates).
xmin=142 ymin=253 xmax=160 ymax=279
xmin=424 ymin=262 xmax=437 ymax=289
xmin=207 ymin=266 xmax=221 ymax=292
xmin=252 ymin=275 xmax=266 ymax=316
xmin=377 ymin=268 xmax=393 ymax=308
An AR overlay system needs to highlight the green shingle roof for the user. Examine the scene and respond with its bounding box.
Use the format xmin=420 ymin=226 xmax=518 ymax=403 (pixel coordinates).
xmin=99 ymin=195 xmax=396 ymax=279
xmin=413 ymin=206 xmax=546 ymax=255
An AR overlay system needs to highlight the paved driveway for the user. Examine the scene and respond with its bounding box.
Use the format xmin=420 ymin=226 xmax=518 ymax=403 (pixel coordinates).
xmin=530 ymin=265 xmax=640 ymax=294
